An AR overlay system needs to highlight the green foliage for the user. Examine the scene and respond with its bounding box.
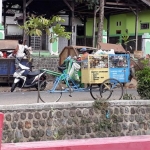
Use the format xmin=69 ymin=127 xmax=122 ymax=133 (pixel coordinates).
xmin=117 ymin=33 xmax=135 ymax=45
xmin=75 ymin=0 xmax=99 ymax=4
xmin=136 ymin=59 xmax=150 ymax=99
xmin=75 ymin=0 xmax=99 ymax=9
xmin=123 ymin=93 xmax=136 ymax=100
xmin=93 ymin=99 xmax=108 ymax=110
xmin=94 ymin=119 xmax=112 ymax=131
xmin=19 ymin=16 xmax=71 ymax=43
xmin=122 ymin=34 xmax=129 ymax=44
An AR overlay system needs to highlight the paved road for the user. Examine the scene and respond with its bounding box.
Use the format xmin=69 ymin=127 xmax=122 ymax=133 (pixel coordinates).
xmin=0 ymin=86 xmax=140 ymax=105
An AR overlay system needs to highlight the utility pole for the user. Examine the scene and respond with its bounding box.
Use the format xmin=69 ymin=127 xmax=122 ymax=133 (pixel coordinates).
xmin=23 ymin=0 xmax=26 ymax=40
xmin=93 ymin=5 xmax=99 ymax=47
xmin=130 ymin=6 xmax=139 ymax=50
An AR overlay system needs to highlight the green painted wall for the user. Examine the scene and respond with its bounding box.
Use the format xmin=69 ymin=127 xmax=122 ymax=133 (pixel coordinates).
xmin=109 ymin=14 xmax=127 ymax=36
xmin=126 ymin=13 xmax=136 ymax=35
xmin=86 ymin=18 xmax=107 ymax=36
xmin=85 ymin=10 xmax=150 ymax=37
xmin=110 ymin=10 xmax=150 ymax=36
xmin=140 ymin=10 xmax=150 ymax=33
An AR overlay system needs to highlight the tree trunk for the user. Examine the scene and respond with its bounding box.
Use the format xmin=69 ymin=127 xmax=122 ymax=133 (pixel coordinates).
xmin=97 ymin=0 xmax=104 ymax=49
xmin=23 ymin=0 xmax=26 ymax=41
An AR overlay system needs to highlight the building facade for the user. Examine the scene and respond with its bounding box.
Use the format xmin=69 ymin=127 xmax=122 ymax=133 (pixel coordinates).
xmin=83 ymin=10 xmax=150 ymax=51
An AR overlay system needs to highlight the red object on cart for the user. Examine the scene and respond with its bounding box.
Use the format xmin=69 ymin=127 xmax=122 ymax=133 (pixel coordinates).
xmin=3 ymin=52 xmax=7 ymax=58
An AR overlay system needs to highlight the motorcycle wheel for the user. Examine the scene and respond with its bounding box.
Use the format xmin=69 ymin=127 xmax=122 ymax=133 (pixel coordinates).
xmin=36 ymin=80 xmax=47 ymax=91
xmin=11 ymin=83 xmax=18 ymax=92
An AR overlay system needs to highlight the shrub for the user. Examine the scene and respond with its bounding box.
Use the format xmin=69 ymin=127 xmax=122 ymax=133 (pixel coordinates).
xmin=136 ymin=59 xmax=150 ymax=99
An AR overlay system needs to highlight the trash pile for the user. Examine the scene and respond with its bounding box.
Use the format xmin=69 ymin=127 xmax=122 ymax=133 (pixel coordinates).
xmin=94 ymin=49 xmax=115 ymax=55
xmin=0 ymin=46 xmax=32 ymax=59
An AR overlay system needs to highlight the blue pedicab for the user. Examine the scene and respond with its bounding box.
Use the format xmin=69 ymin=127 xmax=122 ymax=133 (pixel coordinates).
xmin=39 ymin=54 xmax=130 ymax=102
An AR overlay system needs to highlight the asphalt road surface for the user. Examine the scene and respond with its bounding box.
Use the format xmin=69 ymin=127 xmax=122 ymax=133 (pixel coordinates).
xmin=0 ymin=86 xmax=140 ymax=106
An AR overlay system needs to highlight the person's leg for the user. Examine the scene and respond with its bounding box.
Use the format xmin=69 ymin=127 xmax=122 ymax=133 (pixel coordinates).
xmin=15 ymin=57 xmax=22 ymax=72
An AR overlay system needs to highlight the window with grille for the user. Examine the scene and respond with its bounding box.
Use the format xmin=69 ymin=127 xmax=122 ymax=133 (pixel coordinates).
xmin=140 ymin=23 xmax=149 ymax=29
xmin=30 ymin=36 xmax=42 ymax=50
xmin=116 ymin=30 xmax=121 ymax=34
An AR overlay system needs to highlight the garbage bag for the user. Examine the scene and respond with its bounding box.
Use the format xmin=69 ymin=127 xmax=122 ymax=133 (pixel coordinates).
xmin=69 ymin=62 xmax=80 ymax=82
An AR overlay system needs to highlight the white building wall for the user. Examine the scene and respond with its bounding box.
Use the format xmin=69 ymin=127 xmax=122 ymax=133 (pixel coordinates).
xmin=7 ymin=24 xmax=23 ymax=35
xmin=2 ymin=13 xmax=23 ymax=35
xmin=4 ymin=13 xmax=22 ymax=24
xmin=72 ymin=18 xmax=82 ymax=46
xmin=60 ymin=15 xmax=69 ymax=26
xmin=58 ymin=16 xmax=82 ymax=52
xmin=57 ymin=15 xmax=69 ymax=52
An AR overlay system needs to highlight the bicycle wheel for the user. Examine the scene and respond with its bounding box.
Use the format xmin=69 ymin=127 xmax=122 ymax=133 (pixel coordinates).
xmin=38 ymin=78 xmax=62 ymax=103
xmin=100 ymin=78 xmax=123 ymax=100
xmin=90 ymin=84 xmax=101 ymax=100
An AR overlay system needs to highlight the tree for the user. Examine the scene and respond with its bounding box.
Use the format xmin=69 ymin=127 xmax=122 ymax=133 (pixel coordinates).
xmin=19 ymin=15 xmax=71 ymax=103
xmin=75 ymin=0 xmax=99 ymax=9
xmin=20 ymin=15 xmax=71 ymax=43
xmin=74 ymin=0 xmax=105 ymax=48
xmin=97 ymin=0 xmax=104 ymax=49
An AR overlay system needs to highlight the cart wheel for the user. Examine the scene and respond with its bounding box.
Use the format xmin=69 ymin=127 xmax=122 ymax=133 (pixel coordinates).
xmin=100 ymin=78 xmax=123 ymax=100
xmin=90 ymin=84 xmax=102 ymax=100
xmin=38 ymin=78 xmax=62 ymax=103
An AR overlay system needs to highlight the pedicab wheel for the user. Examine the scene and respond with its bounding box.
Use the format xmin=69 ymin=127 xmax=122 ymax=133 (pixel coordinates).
xmin=100 ymin=78 xmax=123 ymax=100
xmin=90 ymin=84 xmax=102 ymax=100
xmin=38 ymin=79 xmax=62 ymax=103
xmin=35 ymin=80 xmax=47 ymax=91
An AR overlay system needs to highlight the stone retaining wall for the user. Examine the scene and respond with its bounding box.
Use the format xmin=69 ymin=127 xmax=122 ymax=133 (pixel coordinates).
xmin=31 ymin=56 xmax=59 ymax=80
xmin=1 ymin=100 xmax=150 ymax=143
xmin=32 ymin=56 xmax=59 ymax=71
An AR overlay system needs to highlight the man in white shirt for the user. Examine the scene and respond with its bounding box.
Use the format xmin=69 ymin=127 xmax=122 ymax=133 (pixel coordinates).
xmin=13 ymin=39 xmax=26 ymax=71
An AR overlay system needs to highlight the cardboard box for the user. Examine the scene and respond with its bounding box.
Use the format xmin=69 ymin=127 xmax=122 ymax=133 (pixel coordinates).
xmin=134 ymin=51 xmax=143 ymax=59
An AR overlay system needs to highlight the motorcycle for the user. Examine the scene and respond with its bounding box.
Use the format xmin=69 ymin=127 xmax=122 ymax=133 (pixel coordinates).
xmin=11 ymin=63 xmax=47 ymax=92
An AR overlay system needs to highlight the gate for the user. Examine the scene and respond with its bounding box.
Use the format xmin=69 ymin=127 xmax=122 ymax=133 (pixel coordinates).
xmin=142 ymin=33 xmax=150 ymax=57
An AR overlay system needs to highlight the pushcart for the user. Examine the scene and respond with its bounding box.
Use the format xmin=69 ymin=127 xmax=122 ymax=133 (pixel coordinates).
xmin=82 ymin=54 xmax=130 ymax=100
xmin=39 ymin=53 xmax=130 ymax=102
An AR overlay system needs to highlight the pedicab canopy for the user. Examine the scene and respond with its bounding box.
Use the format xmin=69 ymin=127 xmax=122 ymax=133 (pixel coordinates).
xmin=59 ymin=43 xmax=127 ymax=65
